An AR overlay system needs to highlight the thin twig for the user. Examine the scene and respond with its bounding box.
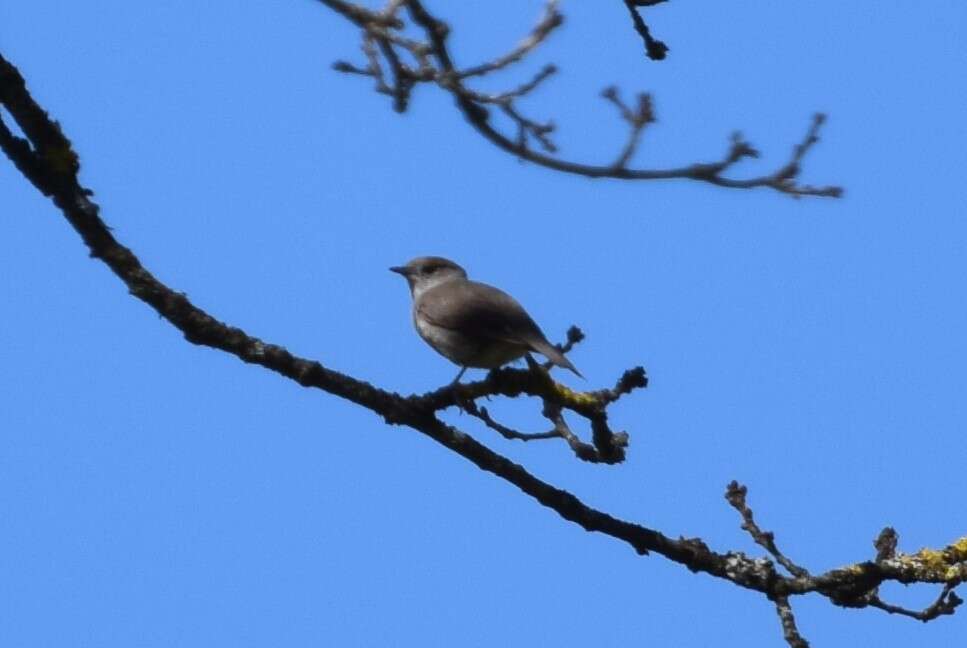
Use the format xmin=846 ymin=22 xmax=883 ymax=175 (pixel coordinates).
xmin=457 ymin=1 xmax=564 ymax=78
xmin=874 ymin=527 xmax=899 ymax=562
xmin=591 ymin=366 xmax=649 ymax=407
xmin=362 ymin=34 xmax=393 ymax=96
xmin=374 ymin=35 xmax=415 ymax=112
xmin=602 ymin=86 xmax=655 ymax=168
xmin=726 ymin=481 xmax=810 ymax=578
xmin=868 ymin=585 xmax=963 ymax=622
xmin=620 ymin=0 xmax=669 ymax=61
xmin=320 ymin=0 xmax=403 ymax=28
xmin=460 ymin=385 xmax=618 ymax=463
xmin=500 ymin=102 xmax=557 ymax=153
xmin=464 ymin=401 xmax=561 ymax=442
xmin=461 ymin=64 xmax=557 ymax=104
xmin=772 ymin=594 xmax=811 ymax=648
xmin=541 ymin=401 xmax=604 ymax=462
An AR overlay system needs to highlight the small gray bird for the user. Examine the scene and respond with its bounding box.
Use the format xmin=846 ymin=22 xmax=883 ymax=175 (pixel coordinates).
xmin=390 ymin=256 xmax=582 ymax=382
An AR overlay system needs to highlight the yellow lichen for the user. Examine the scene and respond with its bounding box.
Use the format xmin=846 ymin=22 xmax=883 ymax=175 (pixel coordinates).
xmin=916 ymin=548 xmax=945 ymax=565
xmin=948 ymin=536 xmax=967 ymax=558
xmin=913 ymin=548 xmax=951 ymax=578
xmin=552 ymin=383 xmax=598 ymax=408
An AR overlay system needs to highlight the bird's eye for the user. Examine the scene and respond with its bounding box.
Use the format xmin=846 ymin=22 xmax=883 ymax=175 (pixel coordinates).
xmin=423 ymin=265 xmax=437 ymax=274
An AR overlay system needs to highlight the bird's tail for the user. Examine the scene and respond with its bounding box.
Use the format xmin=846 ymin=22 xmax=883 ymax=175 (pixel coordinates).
xmin=528 ymin=338 xmax=583 ymax=378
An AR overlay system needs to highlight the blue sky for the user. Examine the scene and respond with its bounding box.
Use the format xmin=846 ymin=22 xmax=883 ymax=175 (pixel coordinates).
xmin=2 ymin=1 xmax=966 ymax=646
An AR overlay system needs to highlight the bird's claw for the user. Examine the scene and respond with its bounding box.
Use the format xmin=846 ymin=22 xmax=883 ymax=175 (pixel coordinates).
xmin=451 ymin=382 xmax=476 ymax=414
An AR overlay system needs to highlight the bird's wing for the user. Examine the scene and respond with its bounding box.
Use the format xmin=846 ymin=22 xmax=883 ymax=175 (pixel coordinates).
xmin=418 ymin=280 xmax=583 ymax=377
xmin=418 ymin=280 xmax=545 ymax=346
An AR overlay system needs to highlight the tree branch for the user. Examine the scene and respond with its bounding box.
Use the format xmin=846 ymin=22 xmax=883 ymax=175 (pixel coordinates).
xmin=323 ymin=0 xmax=842 ymax=198
xmin=772 ymin=593 xmax=811 ymax=648
xmin=868 ymin=584 xmax=963 ymax=622
xmin=620 ymin=0 xmax=669 ymax=61
xmin=602 ymin=86 xmax=655 ymax=169
xmin=464 ymin=402 xmax=562 ymax=442
xmin=726 ymin=481 xmax=810 ymax=578
xmin=457 ymin=2 xmax=563 ymax=78
xmin=460 ymin=351 xmax=632 ymax=464
xmin=0 ymin=40 xmax=955 ymax=648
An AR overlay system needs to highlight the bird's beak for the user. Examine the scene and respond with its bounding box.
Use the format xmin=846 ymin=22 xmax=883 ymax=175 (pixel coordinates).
xmin=389 ymin=266 xmax=409 ymax=276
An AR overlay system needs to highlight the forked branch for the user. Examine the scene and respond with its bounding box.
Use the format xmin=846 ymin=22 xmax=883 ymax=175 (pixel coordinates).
xmin=0 ymin=38 xmax=952 ymax=648
xmin=323 ymin=0 xmax=842 ymax=198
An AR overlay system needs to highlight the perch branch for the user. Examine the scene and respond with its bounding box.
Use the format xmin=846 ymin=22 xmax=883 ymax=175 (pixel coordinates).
xmin=0 ymin=45 xmax=954 ymax=648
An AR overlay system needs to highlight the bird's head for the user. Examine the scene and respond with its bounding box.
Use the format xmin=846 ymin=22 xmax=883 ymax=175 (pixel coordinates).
xmin=390 ymin=256 xmax=467 ymax=298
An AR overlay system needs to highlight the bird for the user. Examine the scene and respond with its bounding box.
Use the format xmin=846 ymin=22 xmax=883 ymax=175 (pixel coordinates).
xmin=390 ymin=256 xmax=582 ymax=383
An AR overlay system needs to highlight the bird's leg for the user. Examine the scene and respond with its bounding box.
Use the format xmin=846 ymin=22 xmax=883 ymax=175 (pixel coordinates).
xmin=525 ymin=354 xmax=555 ymax=388
xmin=524 ymin=354 xmax=543 ymax=373
xmin=450 ymin=366 xmax=473 ymax=414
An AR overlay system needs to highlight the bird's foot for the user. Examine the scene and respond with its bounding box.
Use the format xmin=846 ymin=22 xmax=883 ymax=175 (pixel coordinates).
xmin=449 ymin=381 xmax=477 ymax=415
